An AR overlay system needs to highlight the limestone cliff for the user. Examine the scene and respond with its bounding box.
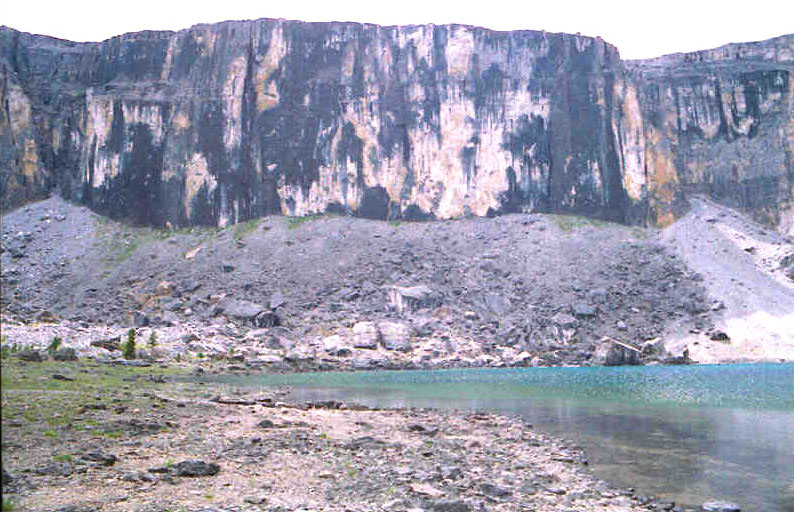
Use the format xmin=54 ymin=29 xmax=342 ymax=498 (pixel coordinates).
xmin=626 ymin=35 xmax=794 ymax=231
xmin=1 ymin=21 xmax=792 ymax=232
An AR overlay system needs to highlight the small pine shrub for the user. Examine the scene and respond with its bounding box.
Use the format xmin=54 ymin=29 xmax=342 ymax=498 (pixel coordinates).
xmin=47 ymin=336 xmax=62 ymax=355
xmin=122 ymin=329 xmax=137 ymax=360
xmin=148 ymin=331 xmax=157 ymax=349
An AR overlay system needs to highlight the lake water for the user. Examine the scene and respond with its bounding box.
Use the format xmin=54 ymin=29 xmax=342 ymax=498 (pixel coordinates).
xmin=201 ymin=363 xmax=794 ymax=511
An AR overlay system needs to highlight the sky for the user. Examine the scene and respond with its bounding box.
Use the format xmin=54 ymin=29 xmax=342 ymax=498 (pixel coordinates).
xmin=1 ymin=0 xmax=792 ymax=59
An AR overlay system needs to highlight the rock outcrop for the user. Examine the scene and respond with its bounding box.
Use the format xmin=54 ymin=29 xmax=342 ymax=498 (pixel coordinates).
xmin=1 ymin=21 xmax=792 ymax=232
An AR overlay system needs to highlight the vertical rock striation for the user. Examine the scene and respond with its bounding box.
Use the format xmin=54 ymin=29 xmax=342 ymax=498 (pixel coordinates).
xmin=626 ymin=35 xmax=794 ymax=230
xmin=1 ymin=21 xmax=792 ymax=233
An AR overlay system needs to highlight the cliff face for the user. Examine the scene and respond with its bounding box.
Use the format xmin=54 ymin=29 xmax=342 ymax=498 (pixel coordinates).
xmin=1 ymin=21 xmax=792 ymax=232
xmin=626 ymin=36 xmax=794 ymax=230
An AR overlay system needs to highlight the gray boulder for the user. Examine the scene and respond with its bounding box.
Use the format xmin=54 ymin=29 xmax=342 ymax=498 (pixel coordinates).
xmin=16 ymin=349 xmax=44 ymax=362
xmin=171 ymin=460 xmax=220 ymax=477
xmin=218 ymin=298 xmax=265 ymax=323
xmin=593 ymin=338 xmax=642 ymax=366
xmin=551 ymin=312 xmax=577 ymax=328
xmin=702 ymin=501 xmax=741 ymax=512
xmin=572 ymin=302 xmax=596 ymax=317
xmin=388 ymin=285 xmax=442 ymax=314
xmin=52 ymin=348 xmax=78 ymax=361
xmin=379 ymin=322 xmax=411 ymax=351
xmin=352 ymin=322 xmax=379 ymax=349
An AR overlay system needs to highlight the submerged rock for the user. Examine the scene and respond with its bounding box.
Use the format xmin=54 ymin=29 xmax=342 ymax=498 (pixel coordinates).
xmin=702 ymin=501 xmax=741 ymax=512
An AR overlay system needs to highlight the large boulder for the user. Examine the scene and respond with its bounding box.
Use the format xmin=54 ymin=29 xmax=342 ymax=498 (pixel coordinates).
xmin=702 ymin=501 xmax=741 ymax=512
xmin=352 ymin=322 xmax=379 ymax=349
xmin=379 ymin=322 xmax=411 ymax=351
xmin=218 ymin=298 xmax=265 ymax=324
xmin=16 ymin=349 xmax=44 ymax=362
xmin=593 ymin=338 xmax=642 ymax=366
xmin=52 ymin=348 xmax=78 ymax=361
xmin=388 ymin=286 xmax=442 ymax=314
xmin=322 ymin=335 xmax=352 ymax=357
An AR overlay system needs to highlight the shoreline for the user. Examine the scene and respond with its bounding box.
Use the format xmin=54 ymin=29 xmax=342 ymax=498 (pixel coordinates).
xmin=3 ymin=317 xmax=788 ymax=377
xmin=1 ymin=357 xmax=708 ymax=512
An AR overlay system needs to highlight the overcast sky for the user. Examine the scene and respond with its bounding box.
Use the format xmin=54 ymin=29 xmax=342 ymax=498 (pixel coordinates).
xmin=1 ymin=0 xmax=791 ymax=59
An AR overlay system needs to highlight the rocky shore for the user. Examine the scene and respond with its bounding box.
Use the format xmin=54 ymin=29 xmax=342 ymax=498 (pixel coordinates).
xmin=1 ymin=357 xmax=710 ymax=512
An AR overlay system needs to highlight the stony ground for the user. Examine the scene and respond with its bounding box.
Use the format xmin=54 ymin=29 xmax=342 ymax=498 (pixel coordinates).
xmin=2 ymin=357 xmax=685 ymax=512
xmin=662 ymin=197 xmax=794 ymax=363
xmin=1 ymin=195 xmax=752 ymax=369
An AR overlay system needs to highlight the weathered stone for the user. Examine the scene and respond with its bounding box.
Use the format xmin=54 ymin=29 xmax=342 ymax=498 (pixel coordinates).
xmin=170 ymin=460 xmax=220 ymax=477
xmin=431 ymin=499 xmax=471 ymax=512
xmin=350 ymin=354 xmax=387 ymax=370
xmin=91 ymin=338 xmax=120 ymax=351
xmin=710 ymin=330 xmax=731 ymax=342
xmin=120 ymin=471 xmax=155 ymax=483
xmin=132 ymin=310 xmax=150 ymax=327
xmin=702 ymin=501 xmax=741 ymax=512
xmin=257 ymin=419 xmax=275 ymax=429
xmin=593 ymin=339 xmax=642 ymax=366
xmin=388 ymin=286 xmax=442 ymax=314
xmin=218 ymin=298 xmax=265 ymax=322
xmin=590 ymin=288 xmax=608 ymax=303
xmin=480 ymin=482 xmax=512 ymax=497
xmin=16 ymin=349 xmax=44 ymax=362
xmin=155 ymin=281 xmax=174 ymax=297
xmin=255 ymin=311 xmax=281 ymax=327
xmin=81 ymin=451 xmax=117 ymax=466
xmin=322 ymin=335 xmax=351 ymax=357
xmin=641 ymin=338 xmax=666 ymax=357
xmin=269 ymin=291 xmax=285 ymax=310
xmin=379 ymin=322 xmax=411 ymax=351
xmin=551 ymin=313 xmax=577 ymax=328
xmin=352 ymin=321 xmax=379 ymax=349
xmin=572 ymin=303 xmax=597 ymax=317
xmin=52 ymin=347 xmax=78 ymax=361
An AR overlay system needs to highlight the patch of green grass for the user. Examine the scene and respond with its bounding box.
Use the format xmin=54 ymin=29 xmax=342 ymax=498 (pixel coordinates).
xmin=232 ymin=218 xmax=263 ymax=241
xmin=94 ymin=217 xmax=219 ymax=268
xmin=1 ymin=359 xmax=183 ymax=431
xmin=546 ymin=214 xmax=611 ymax=233
xmin=631 ymin=226 xmax=649 ymax=239
xmin=286 ymin=214 xmax=327 ymax=229
xmin=46 ymin=414 xmax=72 ymax=426
xmin=43 ymin=429 xmax=59 ymax=438
xmin=97 ymin=429 xmax=124 ymax=439
xmin=52 ymin=453 xmax=73 ymax=463
xmin=3 ymin=498 xmax=16 ymax=511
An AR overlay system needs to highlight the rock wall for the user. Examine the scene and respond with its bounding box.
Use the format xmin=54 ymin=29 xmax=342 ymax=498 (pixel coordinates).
xmin=626 ymin=35 xmax=794 ymax=230
xmin=1 ymin=21 xmax=792 ymax=232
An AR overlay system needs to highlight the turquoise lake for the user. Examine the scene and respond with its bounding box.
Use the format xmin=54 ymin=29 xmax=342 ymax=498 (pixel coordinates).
xmin=202 ymin=363 xmax=794 ymax=511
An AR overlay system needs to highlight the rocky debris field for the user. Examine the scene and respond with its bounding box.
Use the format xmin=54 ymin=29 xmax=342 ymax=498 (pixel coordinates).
xmin=0 ymin=196 xmax=746 ymax=369
xmin=663 ymin=197 xmax=794 ymax=363
xmin=1 ymin=357 xmax=705 ymax=512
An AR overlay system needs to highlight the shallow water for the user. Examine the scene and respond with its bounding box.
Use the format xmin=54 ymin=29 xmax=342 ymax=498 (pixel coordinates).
xmin=202 ymin=363 xmax=794 ymax=511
